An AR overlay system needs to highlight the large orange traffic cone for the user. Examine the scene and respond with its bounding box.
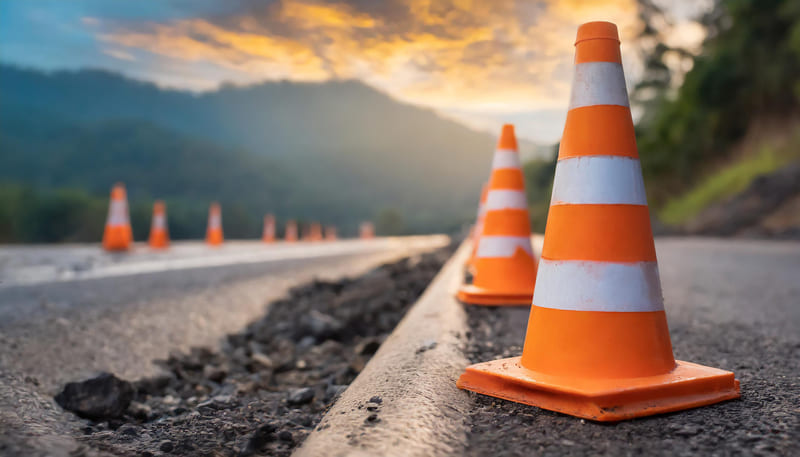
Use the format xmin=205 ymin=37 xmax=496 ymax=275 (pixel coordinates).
xmin=262 ymin=214 xmax=276 ymax=243
xmin=102 ymin=183 xmax=133 ymax=251
xmin=456 ymin=125 xmax=538 ymax=305
xmin=359 ymin=221 xmax=374 ymax=239
xmin=285 ymin=220 xmax=298 ymax=242
xmin=457 ymin=22 xmax=740 ymax=421
xmin=148 ymin=200 xmax=169 ymax=249
xmin=465 ymin=182 xmax=489 ymax=272
xmin=205 ymin=202 xmax=224 ymax=246
xmin=325 ymin=226 xmax=337 ymax=241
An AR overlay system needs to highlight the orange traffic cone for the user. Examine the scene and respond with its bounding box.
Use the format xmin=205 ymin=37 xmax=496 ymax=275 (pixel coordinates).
xmin=148 ymin=200 xmax=169 ymax=249
xmin=457 ymin=21 xmax=740 ymax=421
xmin=465 ymin=182 xmax=489 ymax=272
xmin=262 ymin=214 xmax=276 ymax=243
xmin=102 ymin=183 xmax=133 ymax=251
xmin=310 ymin=222 xmax=323 ymax=242
xmin=456 ymin=125 xmax=538 ymax=305
xmin=359 ymin=221 xmax=374 ymax=239
xmin=285 ymin=220 xmax=298 ymax=242
xmin=325 ymin=226 xmax=337 ymax=241
xmin=205 ymin=202 xmax=224 ymax=246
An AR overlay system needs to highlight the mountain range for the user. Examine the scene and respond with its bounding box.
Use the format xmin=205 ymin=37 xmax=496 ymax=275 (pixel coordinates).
xmin=0 ymin=64 xmax=546 ymax=236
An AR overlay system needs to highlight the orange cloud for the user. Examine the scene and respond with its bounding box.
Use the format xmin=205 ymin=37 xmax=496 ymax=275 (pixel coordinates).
xmin=90 ymin=0 xmax=701 ymax=141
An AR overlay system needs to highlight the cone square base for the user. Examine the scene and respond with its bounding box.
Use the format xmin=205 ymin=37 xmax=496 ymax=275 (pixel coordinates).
xmin=457 ymin=356 xmax=740 ymax=421
xmin=456 ymin=284 xmax=533 ymax=306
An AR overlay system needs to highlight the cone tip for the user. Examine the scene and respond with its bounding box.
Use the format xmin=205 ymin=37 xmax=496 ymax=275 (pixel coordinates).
xmin=111 ymin=183 xmax=126 ymax=199
xmin=498 ymin=124 xmax=518 ymax=150
xmin=576 ymin=21 xmax=619 ymax=44
xmin=153 ymin=200 xmax=165 ymax=212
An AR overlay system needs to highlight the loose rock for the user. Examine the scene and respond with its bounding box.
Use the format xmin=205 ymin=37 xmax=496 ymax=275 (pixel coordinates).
xmin=287 ymin=387 xmax=315 ymax=405
xmin=54 ymin=372 xmax=134 ymax=420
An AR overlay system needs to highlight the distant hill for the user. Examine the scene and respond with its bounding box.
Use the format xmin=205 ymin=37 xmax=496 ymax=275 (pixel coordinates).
xmin=0 ymin=64 xmax=514 ymax=237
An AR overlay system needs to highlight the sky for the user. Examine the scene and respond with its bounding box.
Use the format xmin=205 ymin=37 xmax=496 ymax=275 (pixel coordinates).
xmin=0 ymin=0 xmax=707 ymax=143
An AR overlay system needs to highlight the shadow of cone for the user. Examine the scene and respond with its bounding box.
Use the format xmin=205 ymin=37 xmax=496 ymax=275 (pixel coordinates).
xmin=457 ymin=21 xmax=740 ymax=422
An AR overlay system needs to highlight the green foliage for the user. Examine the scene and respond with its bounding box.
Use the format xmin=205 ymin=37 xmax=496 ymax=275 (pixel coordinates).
xmin=375 ymin=208 xmax=406 ymax=236
xmin=0 ymin=64 xmax=495 ymax=241
xmin=658 ymin=146 xmax=784 ymax=224
xmin=0 ymin=184 xmax=106 ymax=243
xmin=637 ymin=0 xmax=800 ymax=206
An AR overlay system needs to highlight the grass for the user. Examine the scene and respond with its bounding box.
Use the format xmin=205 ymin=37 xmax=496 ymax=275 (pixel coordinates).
xmin=658 ymin=140 xmax=797 ymax=226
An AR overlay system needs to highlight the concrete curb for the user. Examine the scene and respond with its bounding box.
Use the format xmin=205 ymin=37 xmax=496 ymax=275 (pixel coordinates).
xmin=295 ymin=240 xmax=474 ymax=457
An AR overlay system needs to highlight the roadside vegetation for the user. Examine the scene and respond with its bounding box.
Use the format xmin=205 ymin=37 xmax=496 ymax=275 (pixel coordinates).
xmin=522 ymin=0 xmax=800 ymax=231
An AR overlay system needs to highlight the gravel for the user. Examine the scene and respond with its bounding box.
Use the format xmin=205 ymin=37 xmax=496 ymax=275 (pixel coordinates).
xmin=57 ymin=246 xmax=453 ymax=456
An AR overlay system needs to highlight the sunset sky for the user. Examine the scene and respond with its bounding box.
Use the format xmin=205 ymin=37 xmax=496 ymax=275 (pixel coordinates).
xmin=0 ymin=0 xmax=706 ymax=142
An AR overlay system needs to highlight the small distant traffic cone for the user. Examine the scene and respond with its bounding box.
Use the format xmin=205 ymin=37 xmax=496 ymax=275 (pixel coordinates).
xmin=102 ymin=183 xmax=133 ymax=252
xmin=205 ymin=202 xmax=224 ymax=246
xmin=285 ymin=220 xmax=298 ymax=242
xmin=359 ymin=221 xmax=374 ymax=239
xmin=457 ymin=22 xmax=740 ymax=421
xmin=310 ymin=222 xmax=323 ymax=242
xmin=456 ymin=124 xmax=538 ymax=305
xmin=262 ymin=214 xmax=276 ymax=243
xmin=325 ymin=226 xmax=337 ymax=241
xmin=465 ymin=182 xmax=489 ymax=272
xmin=148 ymin=200 xmax=169 ymax=249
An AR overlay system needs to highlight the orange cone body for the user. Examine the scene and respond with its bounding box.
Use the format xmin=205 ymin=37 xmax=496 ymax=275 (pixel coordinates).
xmin=262 ymin=214 xmax=276 ymax=243
xmin=457 ymin=21 xmax=740 ymax=421
xmin=310 ymin=222 xmax=323 ymax=242
xmin=148 ymin=200 xmax=169 ymax=249
xmin=359 ymin=221 xmax=374 ymax=239
xmin=325 ymin=226 xmax=337 ymax=241
xmin=102 ymin=183 xmax=133 ymax=251
xmin=285 ymin=220 xmax=298 ymax=242
xmin=465 ymin=183 xmax=489 ymax=272
xmin=456 ymin=125 xmax=538 ymax=305
xmin=205 ymin=202 xmax=224 ymax=246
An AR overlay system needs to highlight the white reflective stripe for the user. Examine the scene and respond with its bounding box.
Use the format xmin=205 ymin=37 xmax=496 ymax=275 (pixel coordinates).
xmin=152 ymin=214 xmax=166 ymax=230
xmin=208 ymin=215 xmax=222 ymax=229
xmin=569 ymin=62 xmax=629 ymax=109
xmin=551 ymin=156 xmax=647 ymax=205
xmin=107 ymin=200 xmax=129 ymax=226
xmin=476 ymin=236 xmax=533 ymax=258
xmin=485 ymin=190 xmax=528 ymax=210
xmin=492 ymin=149 xmax=521 ymax=169
xmin=533 ymin=259 xmax=664 ymax=312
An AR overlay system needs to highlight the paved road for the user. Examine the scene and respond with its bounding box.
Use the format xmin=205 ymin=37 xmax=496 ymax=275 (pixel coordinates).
xmin=0 ymin=236 xmax=448 ymax=390
xmin=463 ymin=237 xmax=800 ymax=456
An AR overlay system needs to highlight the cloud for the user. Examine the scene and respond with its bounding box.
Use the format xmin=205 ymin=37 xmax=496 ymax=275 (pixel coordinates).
xmin=88 ymin=0 xmax=656 ymax=141
xmin=103 ymin=47 xmax=137 ymax=61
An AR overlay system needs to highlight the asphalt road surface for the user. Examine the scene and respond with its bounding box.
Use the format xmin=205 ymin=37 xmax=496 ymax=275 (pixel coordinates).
xmin=0 ymin=236 xmax=447 ymax=456
xmin=463 ymin=238 xmax=799 ymax=456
